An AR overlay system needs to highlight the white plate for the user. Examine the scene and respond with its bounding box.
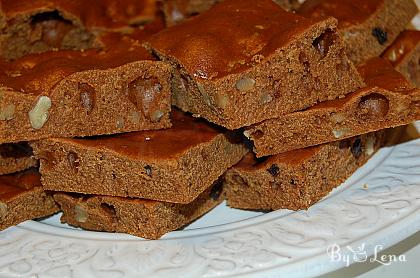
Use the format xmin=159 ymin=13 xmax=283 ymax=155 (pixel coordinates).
xmin=1 ymin=134 xmax=420 ymax=278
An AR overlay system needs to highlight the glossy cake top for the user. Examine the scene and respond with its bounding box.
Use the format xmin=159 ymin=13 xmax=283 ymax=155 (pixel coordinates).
xmin=0 ymin=169 xmax=41 ymax=201
xmin=0 ymin=28 xmax=155 ymax=96
xmin=65 ymin=110 xmax=225 ymax=160
xmin=357 ymin=57 xmax=414 ymax=91
xmin=307 ymin=57 xmax=414 ymax=110
xmin=299 ymin=0 xmax=384 ymax=29
xmin=148 ymin=0 xmax=335 ymax=80
xmin=1 ymin=0 xmax=157 ymax=31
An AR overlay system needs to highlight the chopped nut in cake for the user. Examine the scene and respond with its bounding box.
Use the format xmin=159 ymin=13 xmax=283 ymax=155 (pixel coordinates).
xmin=0 ymin=29 xmax=172 ymax=144
xmin=225 ymin=131 xmax=386 ymax=211
xmin=53 ymin=181 xmax=224 ymax=239
xmin=383 ymin=30 xmax=420 ymax=87
xmin=245 ymin=58 xmax=420 ymax=157
xmin=146 ymin=0 xmax=364 ymax=129
xmin=31 ymin=110 xmax=248 ymax=204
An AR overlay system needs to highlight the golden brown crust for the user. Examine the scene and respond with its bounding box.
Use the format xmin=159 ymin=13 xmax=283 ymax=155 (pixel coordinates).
xmin=1 ymin=0 xmax=157 ymax=30
xmin=299 ymin=0 xmax=384 ymax=28
xmin=150 ymin=0 xmax=338 ymax=80
xmin=71 ymin=111 xmax=225 ymax=159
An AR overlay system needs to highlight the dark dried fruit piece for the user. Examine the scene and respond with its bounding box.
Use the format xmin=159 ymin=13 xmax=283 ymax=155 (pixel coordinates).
xmin=79 ymin=83 xmax=96 ymax=114
xmin=312 ymin=29 xmax=336 ymax=58
xmin=31 ymin=11 xmax=73 ymax=47
xmin=100 ymin=203 xmax=117 ymax=222
xmin=339 ymin=139 xmax=351 ymax=150
xmin=357 ymin=93 xmax=389 ymax=119
xmin=372 ymin=28 xmax=388 ymax=45
xmin=128 ymin=77 xmax=162 ymax=118
xmin=144 ymin=165 xmax=152 ymax=177
xmin=351 ymin=137 xmax=363 ymax=158
xmin=210 ymin=179 xmax=223 ymax=200
xmin=267 ymin=164 xmax=280 ymax=177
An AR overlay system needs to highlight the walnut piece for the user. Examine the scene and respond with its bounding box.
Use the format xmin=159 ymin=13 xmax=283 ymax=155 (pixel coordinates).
xmin=332 ymin=128 xmax=350 ymax=139
xmin=365 ymin=136 xmax=376 ymax=156
xmin=0 ymin=104 xmax=15 ymax=120
xmin=0 ymin=202 xmax=7 ymax=219
xmin=215 ymin=92 xmax=228 ymax=109
xmin=150 ymin=110 xmax=164 ymax=122
xmin=236 ymin=77 xmax=255 ymax=92
xmin=74 ymin=204 xmax=88 ymax=223
xmin=28 ymin=96 xmax=52 ymax=129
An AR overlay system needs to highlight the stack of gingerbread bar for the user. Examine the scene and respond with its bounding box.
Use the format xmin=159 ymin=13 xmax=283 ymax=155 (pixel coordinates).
xmin=1 ymin=0 xmax=419 ymax=239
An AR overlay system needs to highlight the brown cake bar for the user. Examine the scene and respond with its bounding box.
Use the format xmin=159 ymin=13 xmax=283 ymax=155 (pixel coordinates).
xmin=0 ymin=0 xmax=157 ymax=60
xmin=298 ymin=0 xmax=418 ymax=64
xmin=245 ymin=58 xmax=420 ymax=157
xmin=146 ymin=0 xmax=364 ymax=129
xmin=53 ymin=181 xmax=224 ymax=239
xmin=0 ymin=30 xmax=172 ymax=144
xmin=160 ymin=0 xmax=296 ymax=26
xmin=0 ymin=143 xmax=37 ymax=175
xmin=0 ymin=169 xmax=59 ymax=231
xmin=383 ymin=30 xmax=420 ymax=87
xmin=225 ymin=131 xmax=385 ymax=211
xmin=31 ymin=111 xmax=247 ymax=204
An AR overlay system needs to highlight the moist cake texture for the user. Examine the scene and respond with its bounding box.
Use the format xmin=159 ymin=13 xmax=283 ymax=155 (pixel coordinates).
xmin=245 ymin=58 xmax=420 ymax=156
xmin=31 ymin=111 xmax=248 ymax=203
xmin=53 ymin=181 xmax=224 ymax=239
xmin=225 ymin=131 xmax=385 ymax=211
xmin=147 ymin=0 xmax=364 ymax=129
xmin=0 ymin=29 xmax=172 ymax=144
